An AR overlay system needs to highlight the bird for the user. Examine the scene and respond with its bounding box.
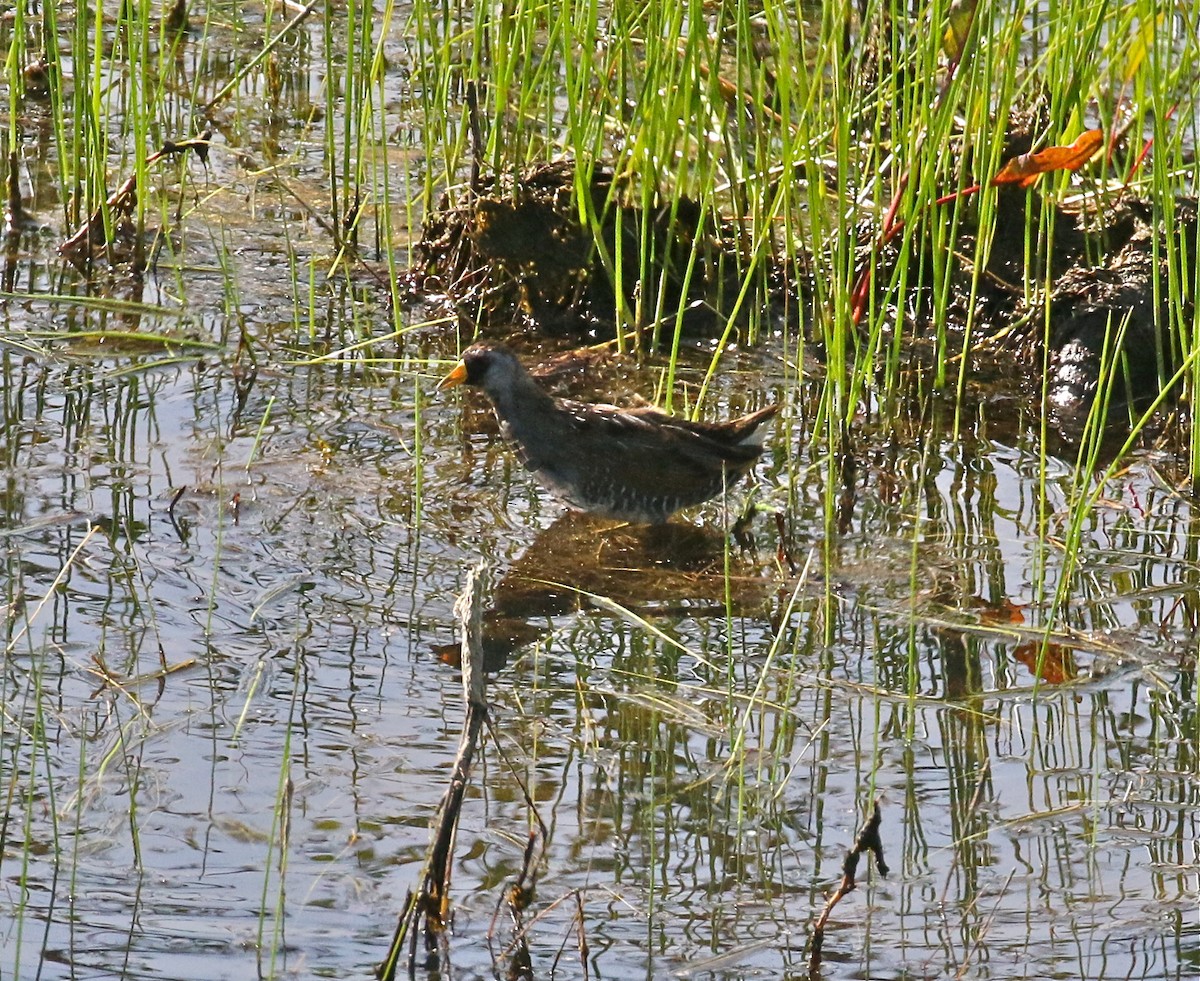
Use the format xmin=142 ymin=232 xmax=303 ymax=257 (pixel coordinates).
xmin=438 ymin=342 xmax=778 ymax=524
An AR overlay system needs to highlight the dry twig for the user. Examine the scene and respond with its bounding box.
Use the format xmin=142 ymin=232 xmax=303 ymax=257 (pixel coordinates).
xmin=808 ymin=798 xmax=889 ymax=975
xmin=376 ymin=563 xmax=490 ymax=981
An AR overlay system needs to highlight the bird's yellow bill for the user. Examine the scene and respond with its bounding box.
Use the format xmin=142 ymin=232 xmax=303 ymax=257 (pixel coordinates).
xmin=438 ymin=360 xmax=468 ymax=390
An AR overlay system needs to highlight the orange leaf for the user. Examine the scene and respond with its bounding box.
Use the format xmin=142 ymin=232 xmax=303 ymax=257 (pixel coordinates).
xmin=978 ymin=597 xmax=1026 ymax=626
xmin=991 ymin=129 xmax=1104 ymax=189
xmin=1013 ymin=641 xmax=1077 ymax=685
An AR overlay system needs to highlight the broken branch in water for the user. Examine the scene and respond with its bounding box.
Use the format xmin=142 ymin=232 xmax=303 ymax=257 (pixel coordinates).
xmin=808 ymin=798 xmax=889 ymax=975
xmin=57 ymin=132 xmax=212 ymax=264
xmin=376 ymin=562 xmax=490 ymax=981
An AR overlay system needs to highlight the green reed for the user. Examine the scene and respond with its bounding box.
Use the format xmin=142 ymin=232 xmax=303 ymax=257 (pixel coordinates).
xmin=3 ymin=10 xmax=1200 ymax=972
xmin=9 ymin=0 xmax=1198 ymax=439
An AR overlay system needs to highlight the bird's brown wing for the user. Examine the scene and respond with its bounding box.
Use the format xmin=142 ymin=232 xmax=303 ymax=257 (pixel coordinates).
xmin=498 ymin=394 xmax=777 ymax=519
xmin=584 ymin=403 xmax=777 ymax=462
xmin=555 ymin=403 xmax=765 ymax=500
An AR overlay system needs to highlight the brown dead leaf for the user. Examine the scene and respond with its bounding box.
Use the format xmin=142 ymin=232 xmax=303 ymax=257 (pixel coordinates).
xmin=991 ymin=129 xmax=1104 ymax=189
xmin=1013 ymin=641 xmax=1077 ymax=685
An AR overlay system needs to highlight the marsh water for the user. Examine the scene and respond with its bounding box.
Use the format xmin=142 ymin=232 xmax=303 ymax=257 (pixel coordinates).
xmin=2 ymin=4 xmax=1198 ymax=980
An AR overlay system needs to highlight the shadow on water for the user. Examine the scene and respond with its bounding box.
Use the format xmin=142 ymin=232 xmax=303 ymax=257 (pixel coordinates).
xmin=434 ymin=511 xmax=777 ymax=670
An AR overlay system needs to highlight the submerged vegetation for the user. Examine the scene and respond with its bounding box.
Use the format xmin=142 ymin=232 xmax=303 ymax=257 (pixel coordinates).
xmin=1 ymin=2 xmax=1197 ymax=979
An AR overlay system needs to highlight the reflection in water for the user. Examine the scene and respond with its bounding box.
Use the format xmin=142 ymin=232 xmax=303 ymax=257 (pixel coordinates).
xmin=3 ymin=320 xmax=1198 ymax=979
xmin=434 ymin=512 xmax=776 ymax=671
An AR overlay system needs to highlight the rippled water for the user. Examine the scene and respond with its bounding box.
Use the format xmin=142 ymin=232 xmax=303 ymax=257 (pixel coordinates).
xmin=2 ymin=4 xmax=1198 ymax=981
xmin=4 ymin=315 xmax=1196 ymax=979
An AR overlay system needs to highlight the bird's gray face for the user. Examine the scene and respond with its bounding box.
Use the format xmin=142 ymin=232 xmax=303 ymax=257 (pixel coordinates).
xmin=438 ymin=344 xmax=536 ymax=409
xmin=461 ymin=346 xmax=523 ymax=399
xmin=440 ymin=344 xmax=508 ymax=393
xmin=460 ymin=347 xmax=497 ymax=386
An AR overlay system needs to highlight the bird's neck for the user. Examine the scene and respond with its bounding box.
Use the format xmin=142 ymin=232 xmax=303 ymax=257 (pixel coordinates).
xmin=488 ymin=373 xmax=555 ymax=419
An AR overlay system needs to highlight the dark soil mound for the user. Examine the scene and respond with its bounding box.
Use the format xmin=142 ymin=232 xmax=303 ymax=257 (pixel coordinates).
xmin=1035 ymin=199 xmax=1197 ymax=433
xmin=402 ymin=161 xmax=801 ymax=343
xmin=897 ymin=187 xmax=1197 ymax=437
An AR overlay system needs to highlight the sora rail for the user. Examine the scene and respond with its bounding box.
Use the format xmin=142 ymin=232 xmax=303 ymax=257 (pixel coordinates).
xmin=438 ymin=342 xmax=778 ymax=524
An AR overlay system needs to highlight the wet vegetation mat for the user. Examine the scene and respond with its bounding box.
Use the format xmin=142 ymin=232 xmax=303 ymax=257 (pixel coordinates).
xmin=406 ymin=159 xmax=801 ymax=341
xmin=1 ymin=3 xmax=1198 ymax=981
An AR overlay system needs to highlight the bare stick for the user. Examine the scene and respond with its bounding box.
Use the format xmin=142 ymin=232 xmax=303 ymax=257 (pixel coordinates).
xmin=58 ymin=134 xmax=211 ymax=260
xmin=377 ymin=563 xmax=490 ymax=981
xmin=809 ymin=798 xmax=888 ymax=974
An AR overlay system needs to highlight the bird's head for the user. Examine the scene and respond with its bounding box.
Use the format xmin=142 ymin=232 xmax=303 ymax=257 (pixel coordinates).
xmin=438 ymin=342 xmax=525 ymax=397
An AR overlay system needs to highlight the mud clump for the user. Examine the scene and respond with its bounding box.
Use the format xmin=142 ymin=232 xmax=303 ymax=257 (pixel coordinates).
xmin=904 ymin=187 xmax=1197 ymax=437
xmin=403 ymin=161 xmax=798 ymax=342
xmin=411 ymin=159 xmax=1195 ymax=441
xmin=1036 ymin=199 xmax=1197 ymax=434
